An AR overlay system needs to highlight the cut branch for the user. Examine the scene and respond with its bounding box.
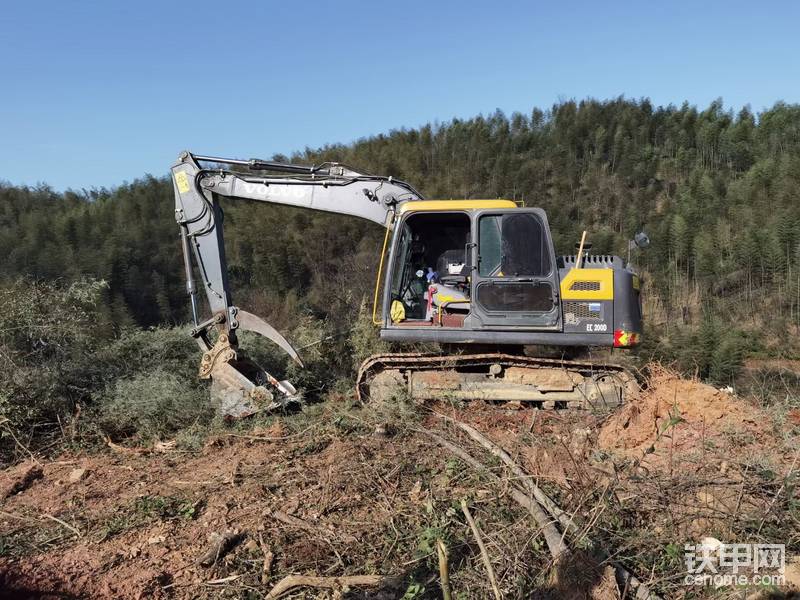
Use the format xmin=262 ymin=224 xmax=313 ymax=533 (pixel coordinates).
xmin=42 ymin=513 xmax=81 ymax=538
xmin=417 ymin=429 xmax=567 ymax=560
xmin=437 ymin=539 xmax=453 ymax=600
xmin=461 ymin=499 xmax=502 ymax=600
xmin=434 ymin=411 xmax=573 ymax=531
xmin=197 ymin=529 xmax=240 ymax=567
xmin=421 ymin=416 xmax=661 ymax=599
xmin=264 ymin=574 xmax=384 ymax=599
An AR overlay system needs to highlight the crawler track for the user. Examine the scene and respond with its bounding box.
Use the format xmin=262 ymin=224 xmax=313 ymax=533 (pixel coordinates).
xmin=357 ymin=352 xmax=639 ymax=409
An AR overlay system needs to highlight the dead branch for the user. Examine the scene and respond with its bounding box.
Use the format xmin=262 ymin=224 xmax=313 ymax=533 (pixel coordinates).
xmin=437 ymin=539 xmax=453 ymax=600
xmin=170 ymin=479 xmax=216 ymax=486
xmin=2 ymin=510 xmax=81 ymax=539
xmin=42 ymin=513 xmax=81 ymax=538
xmin=508 ymin=487 xmax=568 ymax=559
xmin=222 ymin=424 xmax=314 ymax=442
xmin=757 ymin=447 xmax=799 ymax=534
xmin=264 ymin=574 xmax=384 ymax=599
xmin=104 ymin=435 xmax=149 ymax=456
xmin=423 ymin=417 xmax=661 ymax=599
xmin=269 ymin=509 xmax=309 ymax=529
xmin=197 ymin=529 xmax=240 ymax=567
xmin=204 ymin=574 xmax=241 ymax=585
xmin=434 ymin=412 xmax=575 ymax=532
xmin=258 ymin=531 xmax=274 ymax=583
xmin=0 ymin=420 xmax=42 ymax=466
xmin=417 ymin=429 xmax=567 ymax=560
xmin=461 ymin=499 xmax=502 ymax=600
xmin=268 ymin=509 xmax=357 ymax=544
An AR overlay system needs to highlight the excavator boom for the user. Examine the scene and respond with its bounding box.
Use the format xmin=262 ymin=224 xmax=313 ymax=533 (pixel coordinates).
xmin=172 ymin=151 xmax=422 ymax=416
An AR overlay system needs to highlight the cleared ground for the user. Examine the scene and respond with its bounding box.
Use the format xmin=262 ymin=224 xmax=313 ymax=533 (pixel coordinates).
xmin=1 ymin=367 xmax=798 ymax=599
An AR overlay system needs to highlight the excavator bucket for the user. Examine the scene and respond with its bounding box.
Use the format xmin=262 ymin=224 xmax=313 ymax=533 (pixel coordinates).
xmin=196 ymin=310 xmax=303 ymax=419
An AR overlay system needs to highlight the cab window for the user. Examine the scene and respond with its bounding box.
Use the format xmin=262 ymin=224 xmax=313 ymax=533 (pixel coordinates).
xmin=478 ymin=213 xmax=551 ymax=277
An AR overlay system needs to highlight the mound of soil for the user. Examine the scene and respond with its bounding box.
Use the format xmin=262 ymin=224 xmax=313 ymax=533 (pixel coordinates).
xmin=598 ymin=366 xmax=766 ymax=460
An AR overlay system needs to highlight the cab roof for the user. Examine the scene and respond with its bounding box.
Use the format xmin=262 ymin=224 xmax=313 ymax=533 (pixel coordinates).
xmin=398 ymin=199 xmax=518 ymax=214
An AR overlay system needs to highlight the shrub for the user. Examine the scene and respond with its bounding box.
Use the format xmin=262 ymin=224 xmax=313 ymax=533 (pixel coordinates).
xmin=0 ymin=278 xmax=216 ymax=457
xmin=97 ymin=369 xmax=212 ymax=441
xmin=347 ymin=299 xmax=390 ymax=372
xmin=0 ymin=278 xmax=106 ymax=458
xmin=94 ymin=326 xmax=203 ymax=383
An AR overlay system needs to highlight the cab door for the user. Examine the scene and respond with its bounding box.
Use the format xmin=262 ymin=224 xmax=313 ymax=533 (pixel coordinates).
xmin=470 ymin=208 xmax=561 ymax=329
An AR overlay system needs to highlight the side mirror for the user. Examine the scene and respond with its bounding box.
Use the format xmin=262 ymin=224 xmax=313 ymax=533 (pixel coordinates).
xmin=634 ymin=232 xmax=650 ymax=249
xmin=627 ymin=231 xmax=650 ymax=268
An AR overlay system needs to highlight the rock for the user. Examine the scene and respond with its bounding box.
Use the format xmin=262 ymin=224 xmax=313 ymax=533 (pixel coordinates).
xmin=374 ymin=423 xmax=390 ymax=437
xmin=0 ymin=461 xmax=43 ymax=498
xmin=570 ymin=427 xmax=592 ymax=456
xmin=699 ymin=536 xmax=723 ymax=553
xmin=68 ymin=467 xmax=89 ymax=483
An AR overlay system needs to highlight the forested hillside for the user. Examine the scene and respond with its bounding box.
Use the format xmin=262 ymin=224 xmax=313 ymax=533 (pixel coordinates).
xmin=3 ymin=97 xmax=800 ymax=380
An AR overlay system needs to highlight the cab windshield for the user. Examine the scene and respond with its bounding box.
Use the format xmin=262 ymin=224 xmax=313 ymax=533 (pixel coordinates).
xmin=478 ymin=213 xmax=551 ymax=277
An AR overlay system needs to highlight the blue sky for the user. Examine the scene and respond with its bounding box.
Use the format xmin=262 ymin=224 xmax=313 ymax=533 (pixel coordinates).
xmin=2 ymin=0 xmax=799 ymax=191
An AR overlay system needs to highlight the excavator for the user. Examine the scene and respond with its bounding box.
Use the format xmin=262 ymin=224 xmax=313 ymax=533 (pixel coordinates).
xmin=171 ymin=151 xmax=645 ymax=418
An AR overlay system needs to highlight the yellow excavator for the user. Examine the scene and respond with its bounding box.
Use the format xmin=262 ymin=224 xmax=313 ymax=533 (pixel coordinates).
xmin=171 ymin=151 xmax=646 ymax=417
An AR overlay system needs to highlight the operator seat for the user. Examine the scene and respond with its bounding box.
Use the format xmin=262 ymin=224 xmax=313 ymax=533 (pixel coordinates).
xmin=432 ymin=248 xmax=471 ymax=315
xmin=436 ymin=248 xmax=470 ymax=280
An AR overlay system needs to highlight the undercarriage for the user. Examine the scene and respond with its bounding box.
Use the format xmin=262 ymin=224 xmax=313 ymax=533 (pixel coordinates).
xmin=357 ymin=352 xmax=638 ymax=409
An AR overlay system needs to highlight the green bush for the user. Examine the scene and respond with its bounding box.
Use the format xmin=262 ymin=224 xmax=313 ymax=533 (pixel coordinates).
xmin=0 ymin=278 xmax=106 ymax=457
xmin=641 ymin=315 xmax=749 ymax=385
xmin=89 ymin=327 xmax=212 ymax=442
xmin=97 ymin=369 xmax=211 ymax=441
xmin=347 ymin=299 xmax=391 ymax=372
xmin=0 ymin=278 xmax=216 ymax=458
xmin=94 ymin=326 xmax=204 ymax=383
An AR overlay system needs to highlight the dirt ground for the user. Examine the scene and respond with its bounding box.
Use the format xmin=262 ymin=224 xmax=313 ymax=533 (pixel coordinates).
xmin=1 ymin=367 xmax=798 ymax=599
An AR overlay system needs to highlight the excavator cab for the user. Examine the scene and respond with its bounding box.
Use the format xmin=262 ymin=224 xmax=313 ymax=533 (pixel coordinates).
xmin=379 ymin=200 xmax=644 ymax=351
xmin=384 ymin=204 xmax=562 ymax=331
xmin=388 ymin=211 xmax=473 ymax=322
xmin=379 ymin=202 xmax=640 ymax=345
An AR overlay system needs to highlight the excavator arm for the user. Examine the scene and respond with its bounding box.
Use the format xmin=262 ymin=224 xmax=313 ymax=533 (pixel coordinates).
xmin=171 ymin=151 xmax=422 ymax=417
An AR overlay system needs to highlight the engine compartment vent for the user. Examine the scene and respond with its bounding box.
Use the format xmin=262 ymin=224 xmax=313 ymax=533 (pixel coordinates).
xmin=558 ymin=255 xmax=624 ymax=269
xmin=563 ymin=301 xmax=602 ymax=320
xmin=569 ymin=280 xmax=601 ymax=291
